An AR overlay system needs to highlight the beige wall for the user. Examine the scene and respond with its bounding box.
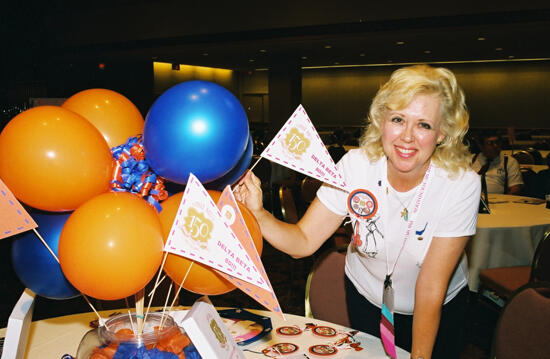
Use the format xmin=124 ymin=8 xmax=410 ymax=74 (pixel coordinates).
xmin=301 ymin=61 xmax=550 ymax=129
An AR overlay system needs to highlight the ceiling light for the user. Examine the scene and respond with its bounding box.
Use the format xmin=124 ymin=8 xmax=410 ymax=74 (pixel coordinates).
xmin=301 ymin=56 xmax=308 ymax=60
xmin=508 ymin=55 xmax=515 ymax=59
xmin=202 ymin=53 xmax=209 ymax=56
xmin=324 ymin=45 xmax=332 ymax=49
xmin=477 ymin=37 xmax=486 ymax=41
xmin=359 ymin=53 xmax=366 ymax=57
xmin=396 ymin=41 xmax=405 ymax=45
xmin=249 ymin=59 xmax=255 ymax=62
xmin=495 ymin=48 xmax=503 ymax=51
xmin=424 ymin=50 xmax=431 ymax=54
xmin=334 ymin=62 xmax=340 ymax=65
xmin=259 ymin=49 xmax=267 ymax=53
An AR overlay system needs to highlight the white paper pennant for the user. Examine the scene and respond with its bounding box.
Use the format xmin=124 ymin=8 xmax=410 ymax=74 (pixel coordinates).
xmin=164 ymin=174 xmax=269 ymax=290
xmin=260 ymin=105 xmax=347 ymax=191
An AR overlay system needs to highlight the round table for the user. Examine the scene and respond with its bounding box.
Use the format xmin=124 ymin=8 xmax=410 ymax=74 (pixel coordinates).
xmin=3 ymin=307 xmax=409 ymax=359
xmin=467 ymin=194 xmax=550 ymax=291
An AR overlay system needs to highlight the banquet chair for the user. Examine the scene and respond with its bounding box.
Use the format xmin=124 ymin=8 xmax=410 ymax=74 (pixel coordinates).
xmin=478 ymin=229 xmax=550 ymax=306
xmin=305 ymin=248 xmax=351 ymax=328
xmin=300 ymin=176 xmax=322 ymax=207
xmin=279 ymin=185 xmax=299 ymax=224
xmin=490 ymin=283 xmax=550 ymax=359
xmin=512 ymin=150 xmax=535 ymax=165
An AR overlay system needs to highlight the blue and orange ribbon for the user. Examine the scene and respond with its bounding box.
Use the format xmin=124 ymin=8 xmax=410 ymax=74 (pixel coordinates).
xmin=110 ymin=135 xmax=168 ymax=212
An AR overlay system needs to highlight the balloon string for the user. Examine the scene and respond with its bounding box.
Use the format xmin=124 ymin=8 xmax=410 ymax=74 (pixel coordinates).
xmin=32 ymin=228 xmax=105 ymax=327
xmin=160 ymin=261 xmax=194 ymax=330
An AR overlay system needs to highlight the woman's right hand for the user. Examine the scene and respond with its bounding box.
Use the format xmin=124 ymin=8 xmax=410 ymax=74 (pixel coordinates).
xmin=234 ymin=170 xmax=264 ymax=216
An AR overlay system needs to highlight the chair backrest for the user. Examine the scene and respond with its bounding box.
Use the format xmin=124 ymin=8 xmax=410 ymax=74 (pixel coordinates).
xmin=305 ymin=249 xmax=351 ymax=328
xmin=300 ymin=177 xmax=322 ymax=206
xmin=520 ymin=167 xmax=537 ymax=196
xmin=492 ymin=283 xmax=550 ymax=359
xmin=527 ymin=147 xmax=544 ymax=165
xmin=512 ymin=150 xmax=535 ymax=164
xmin=279 ymin=186 xmax=299 ymax=224
xmin=531 ymin=229 xmax=550 ymax=283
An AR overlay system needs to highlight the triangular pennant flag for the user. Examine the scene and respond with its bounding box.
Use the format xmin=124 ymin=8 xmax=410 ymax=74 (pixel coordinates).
xmin=0 ymin=179 xmax=37 ymax=240
xmin=215 ymin=185 xmax=284 ymax=318
xmin=260 ymin=105 xmax=347 ymax=191
xmin=164 ymin=174 xmax=269 ymax=290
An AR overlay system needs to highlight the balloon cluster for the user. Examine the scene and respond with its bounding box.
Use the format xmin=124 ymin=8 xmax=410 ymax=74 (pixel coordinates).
xmin=2 ymin=81 xmax=258 ymax=303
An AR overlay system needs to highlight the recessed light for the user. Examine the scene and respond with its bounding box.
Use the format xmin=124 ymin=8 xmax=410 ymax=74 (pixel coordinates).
xmin=259 ymin=49 xmax=267 ymax=53
xmin=359 ymin=53 xmax=366 ymax=57
xmin=495 ymin=48 xmax=503 ymax=51
xmin=477 ymin=37 xmax=486 ymax=41
xmin=301 ymin=56 xmax=308 ymax=60
xmin=249 ymin=59 xmax=255 ymax=62
xmin=324 ymin=45 xmax=332 ymax=49
xmin=396 ymin=41 xmax=405 ymax=45
xmin=424 ymin=50 xmax=431 ymax=54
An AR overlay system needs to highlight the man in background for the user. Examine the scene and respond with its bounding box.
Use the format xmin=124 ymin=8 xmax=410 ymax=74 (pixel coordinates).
xmin=471 ymin=130 xmax=523 ymax=195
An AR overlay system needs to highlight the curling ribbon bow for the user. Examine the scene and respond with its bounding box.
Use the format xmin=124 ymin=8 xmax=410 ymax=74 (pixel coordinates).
xmin=110 ymin=135 xmax=168 ymax=212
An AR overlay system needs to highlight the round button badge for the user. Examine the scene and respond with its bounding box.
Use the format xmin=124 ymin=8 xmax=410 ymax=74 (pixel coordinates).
xmin=347 ymin=189 xmax=378 ymax=219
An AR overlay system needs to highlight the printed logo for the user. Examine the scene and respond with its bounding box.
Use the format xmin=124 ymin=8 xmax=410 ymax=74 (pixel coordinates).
xmin=284 ymin=127 xmax=310 ymax=156
xmin=220 ymin=204 xmax=236 ymax=226
xmin=183 ymin=207 xmax=213 ymax=247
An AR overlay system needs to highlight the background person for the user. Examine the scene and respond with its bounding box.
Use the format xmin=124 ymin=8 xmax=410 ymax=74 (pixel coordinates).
xmin=471 ymin=130 xmax=523 ymax=195
xmin=236 ymin=64 xmax=480 ymax=359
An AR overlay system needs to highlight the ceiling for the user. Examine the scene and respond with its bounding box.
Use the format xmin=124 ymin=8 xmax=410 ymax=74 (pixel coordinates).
xmin=7 ymin=1 xmax=550 ymax=71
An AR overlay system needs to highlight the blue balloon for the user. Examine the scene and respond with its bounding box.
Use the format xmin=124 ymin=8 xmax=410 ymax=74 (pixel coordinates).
xmin=206 ymin=133 xmax=253 ymax=191
xmin=11 ymin=211 xmax=80 ymax=300
xmin=143 ymin=81 xmax=249 ymax=184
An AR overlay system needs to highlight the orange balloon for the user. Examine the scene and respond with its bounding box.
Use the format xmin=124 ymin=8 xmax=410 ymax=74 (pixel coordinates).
xmin=158 ymin=190 xmax=263 ymax=295
xmin=59 ymin=192 xmax=164 ymax=300
xmin=0 ymin=106 xmax=113 ymax=212
xmin=63 ymin=89 xmax=144 ymax=148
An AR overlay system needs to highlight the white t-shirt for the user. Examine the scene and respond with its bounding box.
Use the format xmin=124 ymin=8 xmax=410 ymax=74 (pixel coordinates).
xmin=317 ymin=149 xmax=481 ymax=314
xmin=471 ymin=152 xmax=523 ymax=194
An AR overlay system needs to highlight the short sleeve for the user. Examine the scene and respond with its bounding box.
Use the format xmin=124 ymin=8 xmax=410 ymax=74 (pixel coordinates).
xmin=506 ymin=156 xmax=524 ymax=187
xmin=316 ymin=152 xmax=355 ymax=216
xmin=433 ymin=170 xmax=481 ymax=238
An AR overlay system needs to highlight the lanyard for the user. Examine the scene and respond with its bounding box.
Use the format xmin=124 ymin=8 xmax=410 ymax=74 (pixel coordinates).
xmin=380 ymin=159 xmax=433 ymax=279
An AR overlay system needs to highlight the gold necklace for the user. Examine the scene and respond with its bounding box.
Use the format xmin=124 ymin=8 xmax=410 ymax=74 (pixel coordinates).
xmin=386 ymin=186 xmax=414 ymax=221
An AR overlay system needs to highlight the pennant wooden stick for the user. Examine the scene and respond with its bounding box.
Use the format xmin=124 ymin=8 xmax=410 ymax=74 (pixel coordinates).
xmin=160 ymin=261 xmax=194 ymax=330
xmin=135 ymin=289 xmax=145 ymax=334
xmin=124 ymin=297 xmax=136 ymax=334
xmin=248 ymin=156 xmax=262 ymax=173
xmin=32 ymin=228 xmax=58 ymax=262
xmin=144 ymin=251 xmax=169 ymax=323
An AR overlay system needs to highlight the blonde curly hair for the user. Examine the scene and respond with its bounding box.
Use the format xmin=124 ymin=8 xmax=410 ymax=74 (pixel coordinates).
xmin=360 ymin=64 xmax=471 ymax=175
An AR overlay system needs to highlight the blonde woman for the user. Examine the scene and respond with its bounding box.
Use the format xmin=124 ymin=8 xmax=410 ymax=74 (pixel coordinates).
xmin=236 ymin=65 xmax=480 ymax=359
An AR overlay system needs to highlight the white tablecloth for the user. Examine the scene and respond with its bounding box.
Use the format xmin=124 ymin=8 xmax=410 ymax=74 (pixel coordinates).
xmin=467 ymin=194 xmax=550 ymax=291
xmin=4 ymin=307 xmax=409 ymax=359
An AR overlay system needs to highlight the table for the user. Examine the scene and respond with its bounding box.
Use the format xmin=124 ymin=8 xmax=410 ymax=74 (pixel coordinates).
xmin=467 ymin=194 xmax=550 ymax=291
xmin=1 ymin=307 xmax=409 ymax=358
